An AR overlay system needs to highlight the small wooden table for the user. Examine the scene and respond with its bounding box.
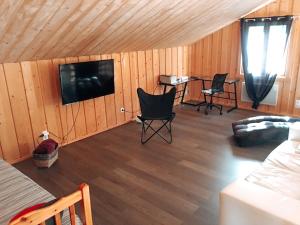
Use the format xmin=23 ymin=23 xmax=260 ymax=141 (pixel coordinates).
xmin=159 ymin=75 xmax=240 ymax=113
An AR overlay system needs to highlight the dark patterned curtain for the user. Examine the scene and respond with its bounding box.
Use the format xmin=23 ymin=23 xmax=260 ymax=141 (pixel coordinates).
xmin=240 ymin=16 xmax=293 ymax=109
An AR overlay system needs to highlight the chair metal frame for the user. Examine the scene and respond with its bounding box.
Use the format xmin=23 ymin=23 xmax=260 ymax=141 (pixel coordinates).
xmin=139 ymin=114 xmax=175 ymax=144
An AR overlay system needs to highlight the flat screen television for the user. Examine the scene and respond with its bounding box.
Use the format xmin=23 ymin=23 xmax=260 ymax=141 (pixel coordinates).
xmin=59 ymin=59 xmax=114 ymax=105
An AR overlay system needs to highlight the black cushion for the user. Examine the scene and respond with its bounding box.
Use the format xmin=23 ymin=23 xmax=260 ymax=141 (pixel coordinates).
xmin=232 ymin=116 xmax=300 ymax=146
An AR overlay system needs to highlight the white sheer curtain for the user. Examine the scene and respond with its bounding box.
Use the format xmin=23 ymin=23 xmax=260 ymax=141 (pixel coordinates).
xmin=246 ymin=24 xmax=288 ymax=77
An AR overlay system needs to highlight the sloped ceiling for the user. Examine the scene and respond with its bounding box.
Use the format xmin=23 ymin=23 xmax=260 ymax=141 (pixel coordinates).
xmin=0 ymin=0 xmax=273 ymax=63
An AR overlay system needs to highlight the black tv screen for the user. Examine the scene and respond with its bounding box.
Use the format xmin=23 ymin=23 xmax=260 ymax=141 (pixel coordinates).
xmin=59 ymin=59 xmax=114 ymax=105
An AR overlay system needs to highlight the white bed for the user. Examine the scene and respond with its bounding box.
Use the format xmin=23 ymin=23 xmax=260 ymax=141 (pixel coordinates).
xmin=219 ymin=140 xmax=300 ymax=225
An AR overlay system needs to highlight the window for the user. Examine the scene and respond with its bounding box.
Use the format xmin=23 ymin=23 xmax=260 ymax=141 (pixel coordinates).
xmin=246 ymin=26 xmax=265 ymax=76
xmin=265 ymin=25 xmax=288 ymax=76
xmin=240 ymin=16 xmax=293 ymax=109
xmin=241 ymin=16 xmax=293 ymax=77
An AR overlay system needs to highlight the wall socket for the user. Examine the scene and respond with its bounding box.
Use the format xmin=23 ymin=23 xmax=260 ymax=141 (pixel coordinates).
xmin=120 ymin=107 xmax=125 ymax=112
xmin=41 ymin=130 xmax=49 ymax=140
xmin=295 ymin=100 xmax=300 ymax=109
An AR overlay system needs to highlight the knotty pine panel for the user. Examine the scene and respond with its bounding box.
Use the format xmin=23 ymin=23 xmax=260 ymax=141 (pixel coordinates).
xmin=0 ymin=65 xmax=20 ymax=161
xmin=129 ymin=52 xmax=140 ymax=117
xmin=0 ymin=47 xmax=189 ymax=163
xmin=152 ymin=49 xmax=162 ymax=94
xmin=21 ymin=61 xmax=47 ymax=147
xmin=3 ymin=63 xmax=34 ymax=158
xmin=146 ymin=50 xmax=154 ymax=94
xmin=189 ymin=0 xmax=300 ymax=117
xmin=121 ymin=52 xmax=134 ymax=121
xmin=36 ymin=60 xmax=64 ymax=142
xmin=113 ymin=53 xmax=126 ymax=125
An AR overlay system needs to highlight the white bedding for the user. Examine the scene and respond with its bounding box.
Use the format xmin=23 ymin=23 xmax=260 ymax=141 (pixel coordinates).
xmin=220 ymin=140 xmax=300 ymax=225
xmin=246 ymin=141 xmax=300 ymax=200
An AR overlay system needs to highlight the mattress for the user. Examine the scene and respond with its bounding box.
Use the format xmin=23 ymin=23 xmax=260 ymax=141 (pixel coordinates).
xmin=0 ymin=159 xmax=81 ymax=224
xmin=246 ymin=141 xmax=300 ymax=200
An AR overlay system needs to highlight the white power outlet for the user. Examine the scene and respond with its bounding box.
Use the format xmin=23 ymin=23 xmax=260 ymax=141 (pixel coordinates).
xmin=120 ymin=107 xmax=125 ymax=112
xmin=295 ymin=100 xmax=300 ymax=109
xmin=135 ymin=116 xmax=142 ymax=123
xmin=41 ymin=130 xmax=49 ymax=140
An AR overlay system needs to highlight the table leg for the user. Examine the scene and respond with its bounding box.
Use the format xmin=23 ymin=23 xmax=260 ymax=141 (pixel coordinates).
xmin=163 ymin=85 xmax=167 ymax=94
xmin=227 ymin=82 xmax=238 ymax=113
xmin=196 ymin=79 xmax=208 ymax=111
xmin=180 ymin=83 xmax=188 ymax=104
xmin=202 ymin=80 xmax=207 ymax=103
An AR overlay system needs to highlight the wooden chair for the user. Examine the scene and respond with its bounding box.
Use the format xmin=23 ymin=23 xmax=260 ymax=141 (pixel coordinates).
xmin=9 ymin=183 xmax=93 ymax=225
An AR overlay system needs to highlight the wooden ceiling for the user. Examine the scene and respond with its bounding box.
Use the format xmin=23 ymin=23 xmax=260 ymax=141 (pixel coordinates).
xmin=0 ymin=0 xmax=273 ymax=63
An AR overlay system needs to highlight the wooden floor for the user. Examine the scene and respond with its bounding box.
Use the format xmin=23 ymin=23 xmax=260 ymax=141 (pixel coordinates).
xmin=15 ymin=107 xmax=279 ymax=225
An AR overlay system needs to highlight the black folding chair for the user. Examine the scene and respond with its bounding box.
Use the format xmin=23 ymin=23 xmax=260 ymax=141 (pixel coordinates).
xmin=197 ymin=73 xmax=228 ymax=115
xmin=137 ymin=87 xmax=176 ymax=144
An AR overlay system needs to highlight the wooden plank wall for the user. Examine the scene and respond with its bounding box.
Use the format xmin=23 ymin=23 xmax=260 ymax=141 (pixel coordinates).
xmin=0 ymin=46 xmax=190 ymax=163
xmin=189 ymin=0 xmax=300 ymax=116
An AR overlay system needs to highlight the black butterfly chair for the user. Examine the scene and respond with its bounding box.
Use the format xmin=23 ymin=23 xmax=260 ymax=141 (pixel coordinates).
xmin=197 ymin=73 xmax=228 ymax=115
xmin=137 ymin=87 xmax=176 ymax=144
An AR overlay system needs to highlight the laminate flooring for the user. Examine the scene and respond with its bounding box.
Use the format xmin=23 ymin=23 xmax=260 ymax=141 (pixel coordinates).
xmin=15 ymin=107 xmax=278 ymax=225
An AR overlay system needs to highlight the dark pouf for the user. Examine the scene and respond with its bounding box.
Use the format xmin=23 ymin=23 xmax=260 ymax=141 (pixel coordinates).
xmin=232 ymin=116 xmax=300 ymax=146
xmin=33 ymin=139 xmax=58 ymax=168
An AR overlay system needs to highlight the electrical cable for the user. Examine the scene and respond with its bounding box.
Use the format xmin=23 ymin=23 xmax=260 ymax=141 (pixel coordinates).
xmin=40 ymin=84 xmax=161 ymax=144
xmin=40 ymin=103 xmax=81 ymax=146
xmin=61 ymin=103 xmax=81 ymax=141
xmin=122 ymin=109 xmax=140 ymax=114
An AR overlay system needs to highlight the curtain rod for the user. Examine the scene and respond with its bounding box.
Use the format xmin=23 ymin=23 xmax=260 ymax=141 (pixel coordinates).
xmin=236 ymin=15 xmax=299 ymax=22
xmin=242 ymin=15 xmax=293 ymax=21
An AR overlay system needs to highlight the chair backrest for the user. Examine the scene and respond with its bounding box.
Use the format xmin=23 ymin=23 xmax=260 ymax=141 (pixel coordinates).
xmin=9 ymin=183 xmax=93 ymax=225
xmin=211 ymin=73 xmax=228 ymax=93
xmin=137 ymin=87 xmax=176 ymax=119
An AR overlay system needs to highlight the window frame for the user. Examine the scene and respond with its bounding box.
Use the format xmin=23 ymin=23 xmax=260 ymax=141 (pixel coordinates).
xmin=239 ymin=16 xmax=293 ymax=78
